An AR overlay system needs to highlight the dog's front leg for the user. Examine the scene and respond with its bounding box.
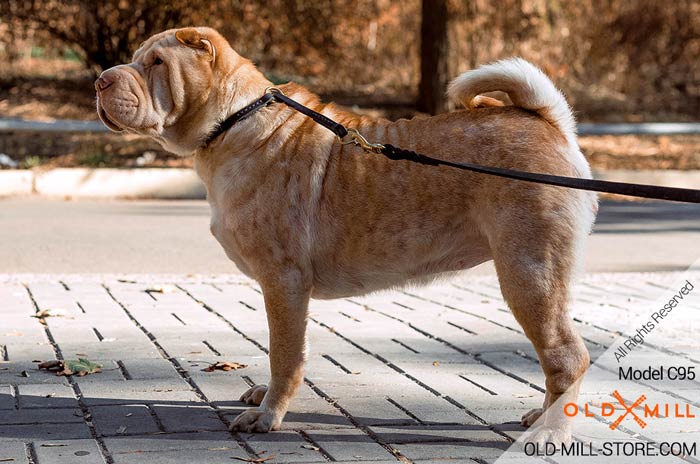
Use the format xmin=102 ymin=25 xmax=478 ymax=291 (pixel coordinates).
xmin=230 ymin=274 xmax=310 ymax=433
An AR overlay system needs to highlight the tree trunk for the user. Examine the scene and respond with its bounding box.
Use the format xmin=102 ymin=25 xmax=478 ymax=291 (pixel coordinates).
xmin=417 ymin=0 xmax=449 ymax=115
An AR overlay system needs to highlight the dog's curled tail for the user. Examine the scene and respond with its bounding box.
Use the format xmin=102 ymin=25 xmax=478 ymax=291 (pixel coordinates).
xmin=447 ymin=58 xmax=576 ymax=148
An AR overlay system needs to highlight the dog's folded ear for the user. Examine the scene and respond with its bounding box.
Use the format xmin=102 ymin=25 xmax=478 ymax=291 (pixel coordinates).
xmin=175 ymin=28 xmax=215 ymax=62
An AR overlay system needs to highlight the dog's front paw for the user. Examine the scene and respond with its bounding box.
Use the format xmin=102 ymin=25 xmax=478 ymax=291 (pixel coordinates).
xmin=521 ymin=408 xmax=544 ymax=427
xmin=240 ymin=384 xmax=268 ymax=406
xmin=230 ymin=408 xmax=280 ymax=433
xmin=526 ymin=425 xmax=572 ymax=449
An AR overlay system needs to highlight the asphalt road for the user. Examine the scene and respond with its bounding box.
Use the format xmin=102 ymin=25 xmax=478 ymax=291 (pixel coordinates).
xmin=1 ymin=198 xmax=698 ymax=274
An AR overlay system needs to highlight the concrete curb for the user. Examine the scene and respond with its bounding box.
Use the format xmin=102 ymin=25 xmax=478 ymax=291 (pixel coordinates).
xmin=35 ymin=168 xmax=206 ymax=199
xmin=1 ymin=168 xmax=205 ymax=199
xmin=0 ymin=168 xmax=699 ymax=199
xmin=0 ymin=170 xmax=33 ymax=196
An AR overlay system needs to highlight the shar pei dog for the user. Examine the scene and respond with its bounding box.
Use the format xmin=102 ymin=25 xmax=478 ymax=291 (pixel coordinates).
xmin=96 ymin=27 xmax=597 ymax=444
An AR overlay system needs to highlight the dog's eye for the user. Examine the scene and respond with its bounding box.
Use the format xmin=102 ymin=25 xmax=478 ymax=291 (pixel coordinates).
xmin=153 ymin=57 xmax=163 ymax=65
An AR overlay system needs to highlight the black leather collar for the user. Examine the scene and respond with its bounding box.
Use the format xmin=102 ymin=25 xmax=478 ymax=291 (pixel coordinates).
xmin=202 ymin=88 xmax=349 ymax=148
xmin=203 ymin=92 xmax=276 ymax=147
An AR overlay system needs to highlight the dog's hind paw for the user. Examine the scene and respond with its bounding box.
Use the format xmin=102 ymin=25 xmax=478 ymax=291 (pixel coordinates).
xmin=521 ymin=408 xmax=544 ymax=427
xmin=240 ymin=384 xmax=268 ymax=406
xmin=230 ymin=407 xmax=279 ymax=433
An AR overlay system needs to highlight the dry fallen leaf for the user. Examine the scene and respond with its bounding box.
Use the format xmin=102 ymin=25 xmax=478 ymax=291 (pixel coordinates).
xmin=38 ymin=359 xmax=102 ymax=377
xmin=203 ymin=361 xmax=247 ymax=372
xmin=432 ymin=361 xmax=440 ymax=367
xmin=147 ymin=284 xmax=176 ymax=293
xmin=32 ymin=309 xmax=69 ymax=325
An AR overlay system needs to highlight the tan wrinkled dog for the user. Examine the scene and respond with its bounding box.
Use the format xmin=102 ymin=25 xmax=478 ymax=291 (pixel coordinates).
xmin=96 ymin=27 xmax=597 ymax=443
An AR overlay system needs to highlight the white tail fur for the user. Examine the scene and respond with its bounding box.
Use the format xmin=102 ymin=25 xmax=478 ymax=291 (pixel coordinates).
xmin=447 ymin=58 xmax=577 ymax=149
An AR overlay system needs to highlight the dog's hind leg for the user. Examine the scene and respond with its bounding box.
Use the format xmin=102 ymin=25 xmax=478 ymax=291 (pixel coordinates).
xmin=489 ymin=211 xmax=589 ymax=446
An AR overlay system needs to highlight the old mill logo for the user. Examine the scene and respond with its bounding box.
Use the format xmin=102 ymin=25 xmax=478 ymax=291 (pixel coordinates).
xmin=564 ymin=390 xmax=696 ymax=430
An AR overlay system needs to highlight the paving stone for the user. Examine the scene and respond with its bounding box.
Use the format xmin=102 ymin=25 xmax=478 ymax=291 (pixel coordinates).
xmin=104 ymin=431 xmax=236 ymax=454
xmin=386 ymin=394 xmax=483 ymax=425
xmin=330 ymin=462 xmax=399 ymax=464
xmin=17 ymin=383 xmax=79 ymax=409
xmin=323 ymin=396 xmax=416 ymax=427
xmin=34 ymin=438 xmax=105 ymax=464
xmin=161 ymin=333 xmax=270 ymax=358
xmin=397 ymin=441 xmax=511 ymax=461
xmin=152 ymin=404 xmax=227 ymax=432
xmin=369 ymin=424 xmax=509 ymax=444
xmin=465 ymin=453 xmax=550 ymax=463
xmin=0 ymin=385 xmax=15 ymax=409
xmin=3 ymin=342 xmax=56 ymax=362
xmin=0 ymin=441 xmax=29 ymax=464
xmin=282 ymin=387 xmax=355 ymax=430
xmin=90 ymin=404 xmax=161 ymax=436
xmin=378 ymin=425 xmax=513 ymax=461
xmin=115 ymin=358 xmax=181 ymax=381
xmin=0 ymin=408 xmax=83 ymax=426
xmin=0 ymin=422 xmax=91 ymax=442
xmin=467 ymin=407 xmax=538 ymax=426
xmin=241 ymin=431 xmax=326 ymax=462
xmin=305 ymin=428 xmax=394 ymax=461
xmin=112 ymin=448 xmax=250 ymax=464
xmin=57 ymin=341 xmax=161 ymax=360
xmin=79 ymin=379 xmax=201 ymax=406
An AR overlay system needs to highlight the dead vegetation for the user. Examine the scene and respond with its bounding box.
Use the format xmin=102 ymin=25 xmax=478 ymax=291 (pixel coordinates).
xmin=0 ymin=0 xmax=698 ymax=170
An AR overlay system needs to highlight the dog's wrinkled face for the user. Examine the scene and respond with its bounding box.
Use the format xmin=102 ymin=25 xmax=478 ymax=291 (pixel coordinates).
xmin=95 ymin=27 xmax=226 ymax=154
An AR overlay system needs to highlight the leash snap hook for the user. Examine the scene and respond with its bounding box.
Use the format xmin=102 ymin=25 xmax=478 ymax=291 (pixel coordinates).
xmin=264 ymin=86 xmax=284 ymax=96
xmin=338 ymin=128 xmax=385 ymax=154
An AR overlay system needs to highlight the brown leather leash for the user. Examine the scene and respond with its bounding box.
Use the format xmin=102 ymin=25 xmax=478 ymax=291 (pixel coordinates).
xmin=205 ymin=88 xmax=700 ymax=204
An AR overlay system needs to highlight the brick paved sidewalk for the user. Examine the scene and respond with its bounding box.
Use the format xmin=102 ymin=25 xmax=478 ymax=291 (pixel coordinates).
xmin=1 ymin=272 xmax=699 ymax=464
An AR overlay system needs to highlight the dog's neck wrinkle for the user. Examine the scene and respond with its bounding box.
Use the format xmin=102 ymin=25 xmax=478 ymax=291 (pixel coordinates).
xmin=221 ymin=62 xmax=270 ymax=116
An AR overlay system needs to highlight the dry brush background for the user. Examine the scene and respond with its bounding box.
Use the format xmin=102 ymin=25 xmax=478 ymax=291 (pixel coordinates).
xmin=1 ymin=0 xmax=699 ymax=168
